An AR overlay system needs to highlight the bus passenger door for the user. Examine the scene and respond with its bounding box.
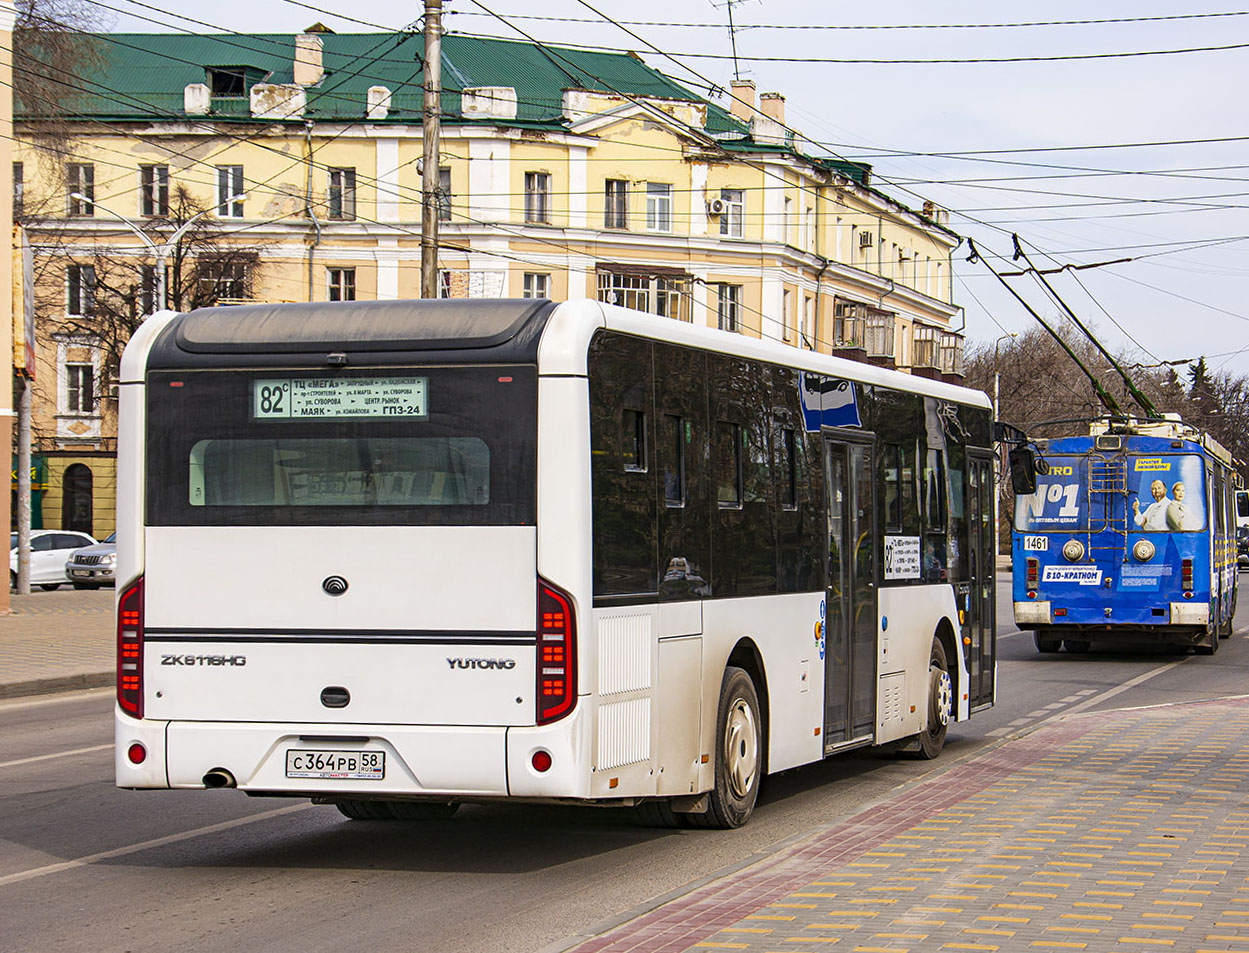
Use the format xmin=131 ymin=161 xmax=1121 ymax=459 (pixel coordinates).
xmin=966 ymin=454 xmax=996 ymax=709
xmin=823 ymin=439 xmax=877 ymax=751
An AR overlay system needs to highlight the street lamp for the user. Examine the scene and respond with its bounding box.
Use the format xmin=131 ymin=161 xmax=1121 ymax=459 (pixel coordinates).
xmin=70 ymin=193 xmax=246 ymax=314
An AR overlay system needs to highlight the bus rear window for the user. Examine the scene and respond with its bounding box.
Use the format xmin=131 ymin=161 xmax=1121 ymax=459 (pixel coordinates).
xmin=189 ymin=437 xmax=491 ymax=507
xmin=147 ymin=367 xmax=535 ymax=526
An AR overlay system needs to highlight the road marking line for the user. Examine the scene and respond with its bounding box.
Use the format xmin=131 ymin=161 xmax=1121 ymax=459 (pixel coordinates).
xmin=0 ymin=803 xmax=312 ymax=887
xmin=0 ymin=743 xmax=111 ymax=769
xmin=1059 ymin=659 xmax=1189 ymax=718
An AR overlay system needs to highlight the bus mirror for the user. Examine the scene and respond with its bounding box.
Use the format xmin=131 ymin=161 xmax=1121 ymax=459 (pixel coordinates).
xmin=1008 ymin=446 xmax=1039 ymax=495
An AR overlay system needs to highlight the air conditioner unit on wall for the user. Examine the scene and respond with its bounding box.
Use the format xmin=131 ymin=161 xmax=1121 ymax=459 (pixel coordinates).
xmin=858 ymin=231 xmax=874 ymax=249
xmin=707 ymin=198 xmax=727 ymax=216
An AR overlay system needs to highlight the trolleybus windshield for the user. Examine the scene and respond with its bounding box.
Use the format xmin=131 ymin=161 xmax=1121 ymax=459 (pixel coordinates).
xmin=1015 ymin=452 xmax=1207 ymax=534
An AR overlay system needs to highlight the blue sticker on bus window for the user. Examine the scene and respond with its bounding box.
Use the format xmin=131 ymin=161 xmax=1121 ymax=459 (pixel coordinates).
xmin=799 ymin=372 xmax=862 ymax=432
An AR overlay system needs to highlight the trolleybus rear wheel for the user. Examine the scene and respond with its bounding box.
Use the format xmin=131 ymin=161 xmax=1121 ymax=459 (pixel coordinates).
xmin=687 ymin=666 xmax=762 ymax=829
xmin=1063 ymin=640 xmax=1090 ymax=653
xmin=914 ymin=638 xmax=951 ymax=760
xmin=1034 ymin=630 xmax=1062 ymax=653
xmin=1196 ymin=623 xmax=1219 ymax=655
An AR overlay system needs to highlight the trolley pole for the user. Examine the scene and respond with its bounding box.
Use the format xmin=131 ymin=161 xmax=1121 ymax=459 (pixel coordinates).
xmin=420 ymin=0 xmax=442 ymax=299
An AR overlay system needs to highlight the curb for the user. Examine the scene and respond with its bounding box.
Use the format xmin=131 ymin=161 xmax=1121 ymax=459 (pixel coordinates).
xmin=0 ymin=672 xmax=113 ymax=700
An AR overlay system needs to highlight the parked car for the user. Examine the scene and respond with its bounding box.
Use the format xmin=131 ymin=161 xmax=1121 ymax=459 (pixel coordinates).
xmin=1238 ymin=525 xmax=1249 ymax=571
xmin=65 ymin=532 xmax=117 ymax=589
xmin=9 ymin=529 xmax=97 ymax=590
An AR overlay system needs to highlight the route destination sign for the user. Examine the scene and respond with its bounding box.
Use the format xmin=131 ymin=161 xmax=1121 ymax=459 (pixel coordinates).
xmin=253 ymin=377 xmax=428 ymax=419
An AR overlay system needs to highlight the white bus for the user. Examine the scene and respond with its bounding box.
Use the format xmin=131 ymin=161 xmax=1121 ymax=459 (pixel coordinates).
xmin=115 ymin=298 xmax=996 ymax=828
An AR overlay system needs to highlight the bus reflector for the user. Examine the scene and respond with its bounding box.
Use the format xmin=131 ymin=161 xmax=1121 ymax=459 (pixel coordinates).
xmin=537 ymin=580 xmax=577 ymax=724
xmin=127 ymin=743 xmax=147 ymax=764
xmin=1182 ymin=559 xmax=1193 ymax=591
xmin=117 ymin=577 xmax=145 ymax=719
xmin=531 ymin=750 xmax=552 ymax=772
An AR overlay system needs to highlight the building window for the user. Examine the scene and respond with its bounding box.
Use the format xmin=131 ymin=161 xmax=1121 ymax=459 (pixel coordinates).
xmin=439 ymin=270 xmax=453 ymax=298
xmin=782 ymin=289 xmax=793 ymax=342
xmin=207 ymin=67 xmax=247 ymax=97
xmin=604 ymin=178 xmax=627 ymax=228
xmin=216 ymin=166 xmax=244 ymax=217
xmin=200 ymin=260 xmax=248 ymax=301
xmin=328 ymin=168 xmax=356 ymax=220
xmin=328 ymin=267 xmax=356 ymax=301
xmin=140 ymin=164 xmax=169 ymax=216
xmin=596 ymin=271 xmax=691 ymax=322
xmin=67 ymin=163 xmax=94 ymax=216
xmin=139 ymin=264 xmax=167 ymax=314
xmin=803 ymin=207 xmax=814 ymax=251
xmin=65 ymin=363 xmax=94 ymax=414
xmin=833 ymin=298 xmax=866 ymax=349
xmin=438 ymin=167 xmax=452 ymax=222
xmin=524 ymin=172 xmax=550 ymax=223
xmin=803 ymin=295 xmax=814 ymax=348
xmin=646 ymin=182 xmax=672 ymax=232
xmin=523 ymin=273 xmax=549 ymax=298
xmin=716 ymin=283 xmax=741 ymax=332
xmin=67 ymin=264 xmax=96 ymax=315
xmin=719 ymin=188 xmax=743 ymax=237
xmin=13 ymin=161 xmax=23 ymax=219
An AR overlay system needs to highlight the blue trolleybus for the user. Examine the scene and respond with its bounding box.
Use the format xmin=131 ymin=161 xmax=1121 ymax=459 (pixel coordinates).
xmin=1013 ymin=417 xmax=1241 ymax=655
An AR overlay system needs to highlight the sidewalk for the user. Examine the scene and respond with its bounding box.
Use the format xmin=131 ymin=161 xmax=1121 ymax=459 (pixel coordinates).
xmin=0 ymin=587 xmax=114 ymax=698
xmin=563 ymin=697 xmax=1249 ymax=953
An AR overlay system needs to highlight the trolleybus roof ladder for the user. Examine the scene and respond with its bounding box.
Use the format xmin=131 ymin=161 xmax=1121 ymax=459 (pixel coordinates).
xmin=1087 ymin=454 xmax=1129 ymax=562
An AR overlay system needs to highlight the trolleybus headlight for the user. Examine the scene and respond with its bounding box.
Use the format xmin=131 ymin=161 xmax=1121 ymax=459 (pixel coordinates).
xmin=1132 ymin=540 xmax=1156 ymax=562
xmin=1061 ymin=539 xmax=1085 ymax=562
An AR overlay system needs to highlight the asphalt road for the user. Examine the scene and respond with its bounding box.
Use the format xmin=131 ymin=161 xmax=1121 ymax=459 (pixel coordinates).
xmin=2 ymin=579 xmax=1247 ymax=953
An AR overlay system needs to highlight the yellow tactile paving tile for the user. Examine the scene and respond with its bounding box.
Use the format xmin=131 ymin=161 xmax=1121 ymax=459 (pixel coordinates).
xmin=575 ymin=700 xmax=1249 ymax=953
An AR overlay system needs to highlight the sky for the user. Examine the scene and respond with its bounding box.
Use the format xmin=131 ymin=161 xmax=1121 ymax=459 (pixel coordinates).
xmin=95 ymin=0 xmax=1249 ymax=379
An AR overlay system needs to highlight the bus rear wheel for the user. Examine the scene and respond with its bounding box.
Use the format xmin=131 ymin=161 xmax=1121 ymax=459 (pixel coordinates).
xmin=1196 ymin=623 xmax=1219 ymax=655
xmin=1063 ymin=640 xmax=1090 ymax=653
xmin=687 ymin=666 xmax=762 ymax=829
xmin=914 ymin=637 xmax=951 ymax=760
xmin=335 ymin=799 xmax=458 ymax=821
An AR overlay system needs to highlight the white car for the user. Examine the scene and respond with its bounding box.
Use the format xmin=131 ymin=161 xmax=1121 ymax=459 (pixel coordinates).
xmin=10 ymin=529 xmax=97 ymax=590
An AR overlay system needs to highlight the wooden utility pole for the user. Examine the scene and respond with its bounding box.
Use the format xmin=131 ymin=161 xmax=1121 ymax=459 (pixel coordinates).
xmin=420 ymin=0 xmax=442 ymax=298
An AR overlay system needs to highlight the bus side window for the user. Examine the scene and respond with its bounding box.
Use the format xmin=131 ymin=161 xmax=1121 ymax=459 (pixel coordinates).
xmin=716 ymin=421 xmax=743 ymax=508
xmin=883 ymin=443 xmax=901 ymax=530
xmin=623 ymin=409 xmax=647 ymax=472
xmin=662 ymin=414 xmax=685 ymax=505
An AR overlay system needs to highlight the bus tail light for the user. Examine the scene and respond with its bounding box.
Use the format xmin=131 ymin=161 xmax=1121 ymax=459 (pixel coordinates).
xmin=1026 ymin=557 xmax=1039 ymax=590
xmin=1181 ymin=559 xmax=1193 ymax=591
xmin=117 ymin=576 xmax=145 ymax=719
xmin=537 ymin=580 xmax=577 ymax=724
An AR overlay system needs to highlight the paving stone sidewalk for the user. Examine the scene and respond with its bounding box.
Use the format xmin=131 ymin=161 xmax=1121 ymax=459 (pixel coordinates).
xmin=0 ymin=587 xmax=114 ymax=698
xmin=567 ymin=698 xmax=1249 ymax=953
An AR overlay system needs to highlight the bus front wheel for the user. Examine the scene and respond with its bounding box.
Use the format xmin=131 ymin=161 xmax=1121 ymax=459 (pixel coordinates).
xmin=915 ymin=638 xmax=951 ymax=760
xmin=688 ymin=666 xmax=762 ymax=829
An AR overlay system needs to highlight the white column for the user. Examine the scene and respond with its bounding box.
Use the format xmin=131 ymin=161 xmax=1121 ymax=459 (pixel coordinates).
xmin=375 ymin=138 xmax=400 ymax=222
xmin=376 ymin=238 xmax=400 ymax=300
xmin=568 ymin=145 xmax=587 ymax=229
xmin=468 ymin=139 xmax=511 ymax=222
xmin=689 ymin=162 xmax=708 ymax=237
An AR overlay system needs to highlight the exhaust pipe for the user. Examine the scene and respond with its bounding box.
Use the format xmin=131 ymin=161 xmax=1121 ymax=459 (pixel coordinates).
xmin=202 ymin=768 xmax=237 ymax=789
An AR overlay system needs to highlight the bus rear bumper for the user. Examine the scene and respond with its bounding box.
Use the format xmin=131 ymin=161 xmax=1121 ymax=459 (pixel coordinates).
xmin=115 ymin=708 xmax=593 ymax=800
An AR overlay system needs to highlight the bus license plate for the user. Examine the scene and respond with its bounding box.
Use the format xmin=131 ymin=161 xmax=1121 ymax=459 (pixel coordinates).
xmin=285 ymin=749 xmax=385 ymax=781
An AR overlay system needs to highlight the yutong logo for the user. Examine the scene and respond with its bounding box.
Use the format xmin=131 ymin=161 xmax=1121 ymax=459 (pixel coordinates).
xmin=161 ymin=654 xmax=247 ymax=667
xmin=447 ymin=657 xmax=516 ymax=670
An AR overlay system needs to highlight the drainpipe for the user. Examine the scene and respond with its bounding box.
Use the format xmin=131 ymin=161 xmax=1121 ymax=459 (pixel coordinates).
xmin=304 ymin=120 xmax=322 ymax=301
xmin=812 ymin=256 xmax=830 ymax=350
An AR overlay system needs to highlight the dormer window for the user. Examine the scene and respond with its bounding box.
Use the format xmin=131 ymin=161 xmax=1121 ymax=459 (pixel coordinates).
xmin=207 ymin=66 xmax=270 ymax=97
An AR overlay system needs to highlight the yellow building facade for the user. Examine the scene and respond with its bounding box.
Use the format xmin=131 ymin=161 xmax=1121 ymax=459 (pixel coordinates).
xmin=15 ymin=32 xmax=965 ymax=533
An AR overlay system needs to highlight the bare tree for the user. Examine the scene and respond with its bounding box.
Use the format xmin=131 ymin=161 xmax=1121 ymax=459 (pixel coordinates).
xmin=56 ymin=186 xmax=266 ymax=402
xmin=15 ymin=0 xmax=105 ymax=162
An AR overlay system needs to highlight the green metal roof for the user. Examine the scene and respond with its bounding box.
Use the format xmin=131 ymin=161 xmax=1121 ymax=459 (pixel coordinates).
xmin=19 ymin=29 xmax=878 ymax=189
